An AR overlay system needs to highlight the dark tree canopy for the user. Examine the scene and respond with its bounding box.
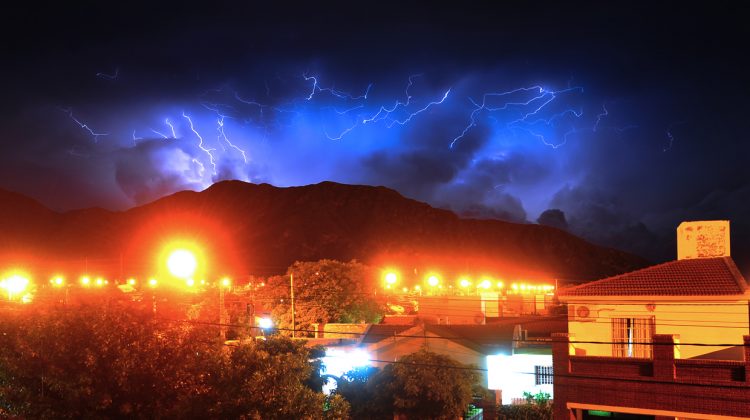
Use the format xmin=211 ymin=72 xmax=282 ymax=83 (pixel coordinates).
xmin=336 ymin=349 xmax=480 ymax=419
xmin=259 ymin=259 xmax=383 ymax=334
xmin=0 ymin=304 xmax=348 ymax=419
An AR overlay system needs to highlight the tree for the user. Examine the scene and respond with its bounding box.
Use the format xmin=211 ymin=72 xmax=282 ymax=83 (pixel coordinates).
xmin=259 ymin=259 xmax=383 ymax=335
xmin=202 ymin=337 xmax=349 ymax=419
xmin=0 ymin=303 xmax=220 ymax=419
xmin=0 ymin=304 xmax=348 ymax=419
xmin=336 ymin=350 xmax=480 ymax=419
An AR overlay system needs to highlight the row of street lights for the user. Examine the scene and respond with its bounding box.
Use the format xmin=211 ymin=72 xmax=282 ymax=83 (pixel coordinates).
xmin=382 ymin=270 xmax=555 ymax=295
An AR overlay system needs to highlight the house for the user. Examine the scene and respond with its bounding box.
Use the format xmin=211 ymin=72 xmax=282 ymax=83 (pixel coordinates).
xmin=360 ymin=315 xmax=566 ymax=405
xmin=553 ymin=220 xmax=750 ymax=419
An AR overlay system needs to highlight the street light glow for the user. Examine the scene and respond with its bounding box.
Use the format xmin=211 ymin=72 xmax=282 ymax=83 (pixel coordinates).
xmin=51 ymin=276 xmax=64 ymax=286
xmin=221 ymin=277 xmax=231 ymax=287
xmin=80 ymin=276 xmax=91 ymax=286
xmin=427 ymin=275 xmax=439 ymax=287
xmin=166 ymin=248 xmax=198 ymax=279
xmin=258 ymin=317 xmax=273 ymax=329
xmin=148 ymin=278 xmax=158 ymax=288
xmin=384 ymin=272 xmax=398 ymax=285
xmin=3 ymin=274 xmax=29 ymax=295
xmin=459 ymin=278 xmax=471 ymax=288
xmin=479 ymin=279 xmax=492 ymax=289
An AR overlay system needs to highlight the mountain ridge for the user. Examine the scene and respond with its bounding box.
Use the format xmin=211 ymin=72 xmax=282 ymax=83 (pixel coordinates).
xmin=0 ymin=181 xmax=648 ymax=284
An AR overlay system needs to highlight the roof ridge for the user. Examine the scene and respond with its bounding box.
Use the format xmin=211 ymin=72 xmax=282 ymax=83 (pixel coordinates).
xmin=558 ymin=256 xmax=744 ymax=297
xmin=721 ymin=256 xmax=749 ymax=293
xmin=558 ymin=258 xmax=682 ymax=296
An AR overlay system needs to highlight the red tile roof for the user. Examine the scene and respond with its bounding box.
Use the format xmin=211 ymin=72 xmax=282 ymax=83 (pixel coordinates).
xmin=558 ymin=257 xmax=748 ymax=297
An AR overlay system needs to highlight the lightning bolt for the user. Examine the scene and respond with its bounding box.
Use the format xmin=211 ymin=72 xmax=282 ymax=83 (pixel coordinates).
xmin=450 ymin=85 xmax=584 ymax=149
xmin=217 ymin=115 xmax=248 ymax=163
xmin=325 ymin=121 xmax=359 ymax=141
xmin=165 ymin=118 xmax=177 ymax=138
xmin=387 ymin=89 xmax=451 ymax=127
xmin=61 ymin=107 xmax=108 ymax=142
xmin=182 ymin=112 xmax=217 ymax=175
xmin=362 ymin=74 xmax=421 ymax=124
xmin=150 ymin=129 xmax=169 ymax=139
xmin=594 ymin=103 xmax=608 ymax=132
xmin=96 ymin=67 xmax=119 ymax=81
xmin=303 ymin=73 xmax=372 ymax=101
xmin=132 ymin=130 xmax=143 ymax=144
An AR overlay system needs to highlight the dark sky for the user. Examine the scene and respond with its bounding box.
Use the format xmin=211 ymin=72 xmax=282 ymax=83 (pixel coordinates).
xmin=1 ymin=2 xmax=748 ymax=269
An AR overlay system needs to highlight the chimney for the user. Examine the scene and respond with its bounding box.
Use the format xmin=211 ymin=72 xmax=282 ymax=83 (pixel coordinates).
xmin=677 ymin=220 xmax=730 ymax=260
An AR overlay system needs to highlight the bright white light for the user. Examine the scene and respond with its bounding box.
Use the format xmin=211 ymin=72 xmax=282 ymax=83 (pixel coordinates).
xmin=321 ymin=349 xmax=372 ymax=379
xmin=487 ymin=354 xmax=554 ymax=404
xmin=167 ymin=249 xmax=197 ymax=279
xmin=258 ymin=317 xmax=273 ymax=329
xmin=385 ymin=272 xmax=397 ymax=284
xmin=427 ymin=275 xmax=439 ymax=287
xmin=4 ymin=275 xmax=29 ymax=294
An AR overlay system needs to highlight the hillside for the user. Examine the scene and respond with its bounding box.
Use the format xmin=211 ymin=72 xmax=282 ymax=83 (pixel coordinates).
xmin=0 ymin=181 xmax=648 ymax=284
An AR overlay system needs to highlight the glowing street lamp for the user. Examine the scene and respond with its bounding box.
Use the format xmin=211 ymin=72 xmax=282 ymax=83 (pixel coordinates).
xmin=479 ymin=279 xmax=492 ymax=290
xmin=80 ymin=276 xmax=91 ymax=287
xmin=258 ymin=317 xmax=273 ymax=329
xmin=51 ymin=276 xmax=65 ymax=287
xmin=221 ymin=277 xmax=232 ymax=288
xmin=459 ymin=278 xmax=471 ymax=289
xmin=2 ymin=274 xmax=30 ymax=300
xmin=167 ymin=249 xmax=198 ymax=279
xmin=148 ymin=278 xmax=158 ymax=288
xmin=427 ymin=275 xmax=440 ymax=287
xmin=185 ymin=278 xmax=195 ymax=287
xmin=127 ymin=278 xmax=137 ymax=286
xmin=384 ymin=272 xmax=398 ymax=286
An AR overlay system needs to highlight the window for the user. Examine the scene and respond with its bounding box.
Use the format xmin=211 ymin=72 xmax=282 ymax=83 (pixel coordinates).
xmin=611 ymin=317 xmax=655 ymax=358
xmin=534 ymin=365 xmax=553 ymax=385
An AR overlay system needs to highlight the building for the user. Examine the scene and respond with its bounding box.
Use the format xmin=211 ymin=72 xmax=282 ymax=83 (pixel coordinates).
xmin=360 ymin=315 xmax=566 ymax=405
xmin=553 ymin=221 xmax=750 ymax=419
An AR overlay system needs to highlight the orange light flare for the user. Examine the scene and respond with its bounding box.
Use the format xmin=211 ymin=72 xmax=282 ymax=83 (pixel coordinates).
xmin=427 ymin=274 xmax=440 ymax=287
xmin=1 ymin=272 xmax=32 ymax=301
xmin=50 ymin=276 xmax=65 ymax=287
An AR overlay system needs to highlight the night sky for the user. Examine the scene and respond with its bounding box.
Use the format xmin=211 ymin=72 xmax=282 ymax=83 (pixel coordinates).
xmin=1 ymin=2 xmax=748 ymax=267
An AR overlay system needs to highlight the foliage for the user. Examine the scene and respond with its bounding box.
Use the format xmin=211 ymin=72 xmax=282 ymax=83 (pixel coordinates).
xmin=497 ymin=403 xmax=553 ymax=420
xmin=523 ymin=390 xmax=551 ymax=406
xmin=336 ymin=366 xmax=393 ymax=419
xmin=497 ymin=391 xmax=553 ymax=420
xmin=336 ymin=350 xmax=480 ymax=419
xmin=203 ymin=337 xmax=349 ymax=419
xmin=0 ymin=303 xmax=219 ymax=419
xmin=0 ymin=304 xmax=347 ymax=419
xmin=258 ymin=259 xmax=383 ymax=335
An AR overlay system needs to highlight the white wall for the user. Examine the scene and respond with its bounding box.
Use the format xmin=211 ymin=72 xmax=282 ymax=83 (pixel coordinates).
xmin=487 ymin=354 xmax=553 ymax=404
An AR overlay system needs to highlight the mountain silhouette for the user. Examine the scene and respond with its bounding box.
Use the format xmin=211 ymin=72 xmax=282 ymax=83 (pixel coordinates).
xmin=0 ymin=181 xmax=647 ymax=284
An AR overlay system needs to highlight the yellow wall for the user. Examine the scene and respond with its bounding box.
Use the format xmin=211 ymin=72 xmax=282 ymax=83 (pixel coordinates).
xmin=567 ymin=300 xmax=749 ymax=359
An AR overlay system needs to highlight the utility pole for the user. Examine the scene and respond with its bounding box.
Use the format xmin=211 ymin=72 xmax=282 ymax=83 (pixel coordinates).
xmin=219 ymin=285 xmax=226 ymax=341
xmin=290 ymin=272 xmax=295 ymax=338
